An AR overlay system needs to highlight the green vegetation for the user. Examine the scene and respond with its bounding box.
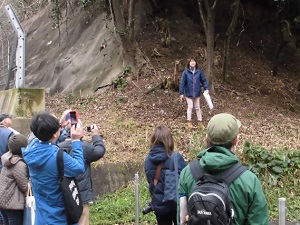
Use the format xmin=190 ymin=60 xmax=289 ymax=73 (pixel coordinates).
xmin=90 ymin=174 xmax=156 ymax=225
xmin=90 ymin=141 xmax=300 ymax=224
xmin=241 ymin=142 xmax=300 ymax=221
xmin=112 ymin=66 xmax=132 ymax=91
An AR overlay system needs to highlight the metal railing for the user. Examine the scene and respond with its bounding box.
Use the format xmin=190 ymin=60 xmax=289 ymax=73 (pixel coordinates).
xmin=278 ymin=197 xmax=300 ymax=225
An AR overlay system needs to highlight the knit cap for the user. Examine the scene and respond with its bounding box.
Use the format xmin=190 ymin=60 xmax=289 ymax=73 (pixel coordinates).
xmin=8 ymin=134 xmax=28 ymax=156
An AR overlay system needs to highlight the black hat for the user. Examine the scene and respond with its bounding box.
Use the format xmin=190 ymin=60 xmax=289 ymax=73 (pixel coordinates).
xmin=0 ymin=113 xmax=13 ymax=123
xmin=8 ymin=134 xmax=28 ymax=156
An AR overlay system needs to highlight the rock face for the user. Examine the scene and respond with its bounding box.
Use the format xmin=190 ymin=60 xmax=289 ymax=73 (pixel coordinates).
xmin=20 ymin=0 xmax=154 ymax=97
xmin=23 ymin=2 xmax=125 ymax=96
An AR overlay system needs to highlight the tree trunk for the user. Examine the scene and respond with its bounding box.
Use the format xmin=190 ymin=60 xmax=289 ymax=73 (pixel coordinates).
xmin=199 ymin=0 xmax=218 ymax=93
xmin=222 ymin=0 xmax=240 ymax=81
xmin=111 ymin=0 xmax=126 ymax=34
xmin=127 ymin=0 xmax=135 ymax=41
xmin=206 ymin=10 xmax=215 ymax=92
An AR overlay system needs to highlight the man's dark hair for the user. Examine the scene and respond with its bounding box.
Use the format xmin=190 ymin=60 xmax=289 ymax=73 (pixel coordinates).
xmin=30 ymin=112 xmax=60 ymax=142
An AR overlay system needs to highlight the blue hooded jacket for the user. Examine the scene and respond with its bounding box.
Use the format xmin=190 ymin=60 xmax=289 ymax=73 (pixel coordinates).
xmin=144 ymin=145 xmax=186 ymax=216
xmin=22 ymin=138 xmax=85 ymax=225
xmin=179 ymin=67 xmax=209 ymax=98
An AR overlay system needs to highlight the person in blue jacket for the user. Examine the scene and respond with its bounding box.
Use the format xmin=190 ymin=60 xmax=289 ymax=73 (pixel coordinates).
xmin=0 ymin=113 xmax=14 ymax=224
xmin=179 ymin=58 xmax=209 ymax=128
xmin=144 ymin=125 xmax=186 ymax=225
xmin=22 ymin=112 xmax=85 ymax=225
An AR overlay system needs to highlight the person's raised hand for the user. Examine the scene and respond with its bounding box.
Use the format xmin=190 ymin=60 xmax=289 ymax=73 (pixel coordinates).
xmin=70 ymin=124 xmax=83 ymax=140
xmin=91 ymin=124 xmax=99 ymax=135
xmin=59 ymin=109 xmax=72 ymax=128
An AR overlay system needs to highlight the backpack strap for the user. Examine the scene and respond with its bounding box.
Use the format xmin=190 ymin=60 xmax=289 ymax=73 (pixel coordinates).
xmin=169 ymin=152 xmax=178 ymax=171
xmin=189 ymin=160 xmax=247 ymax=185
xmin=56 ymin=149 xmax=64 ymax=179
xmin=154 ymin=163 xmax=162 ymax=187
xmin=220 ymin=162 xmax=248 ymax=185
xmin=189 ymin=160 xmax=204 ymax=182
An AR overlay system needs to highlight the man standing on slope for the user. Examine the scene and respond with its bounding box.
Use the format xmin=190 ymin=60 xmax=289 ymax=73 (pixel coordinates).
xmin=178 ymin=113 xmax=269 ymax=225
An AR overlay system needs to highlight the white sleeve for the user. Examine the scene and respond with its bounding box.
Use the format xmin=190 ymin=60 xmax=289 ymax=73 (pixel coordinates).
xmin=180 ymin=196 xmax=188 ymax=225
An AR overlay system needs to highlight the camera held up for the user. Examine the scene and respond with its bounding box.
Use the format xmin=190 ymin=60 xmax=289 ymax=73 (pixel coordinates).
xmin=142 ymin=200 xmax=154 ymax=215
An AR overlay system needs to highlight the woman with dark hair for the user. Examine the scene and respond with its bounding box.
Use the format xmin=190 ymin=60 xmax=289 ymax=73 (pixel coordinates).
xmin=144 ymin=125 xmax=186 ymax=225
xmin=179 ymin=58 xmax=209 ymax=128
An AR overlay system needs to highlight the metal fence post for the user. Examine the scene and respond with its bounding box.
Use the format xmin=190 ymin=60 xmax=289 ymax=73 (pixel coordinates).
xmin=135 ymin=172 xmax=139 ymax=225
xmin=4 ymin=4 xmax=25 ymax=88
xmin=278 ymin=197 xmax=286 ymax=225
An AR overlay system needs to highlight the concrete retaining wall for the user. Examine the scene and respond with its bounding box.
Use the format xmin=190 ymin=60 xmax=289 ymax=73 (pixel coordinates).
xmin=0 ymin=88 xmax=45 ymax=117
xmin=91 ymin=162 xmax=143 ymax=197
xmin=0 ymin=88 xmax=45 ymax=136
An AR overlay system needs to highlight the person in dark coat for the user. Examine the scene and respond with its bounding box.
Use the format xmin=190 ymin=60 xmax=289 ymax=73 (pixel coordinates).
xmin=58 ymin=123 xmax=106 ymax=225
xmin=0 ymin=113 xmax=15 ymax=224
xmin=0 ymin=113 xmax=15 ymax=170
xmin=179 ymin=58 xmax=209 ymax=128
xmin=144 ymin=125 xmax=186 ymax=225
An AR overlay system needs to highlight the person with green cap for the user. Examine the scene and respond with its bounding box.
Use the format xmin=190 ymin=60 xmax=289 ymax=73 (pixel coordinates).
xmin=178 ymin=113 xmax=269 ymax=225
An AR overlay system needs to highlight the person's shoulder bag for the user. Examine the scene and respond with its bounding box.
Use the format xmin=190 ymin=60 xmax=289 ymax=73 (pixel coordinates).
xmin=163 ymin=152 xmax=179 ymax=204
xmin=23 ymin=182 xmax=35 ymax=225
xmin=57 ymin=148 xmax=83 ymax=224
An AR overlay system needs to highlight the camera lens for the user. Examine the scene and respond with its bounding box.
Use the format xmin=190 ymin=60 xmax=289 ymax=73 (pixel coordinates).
xmin=142 ymin=201 xmax=154 ymax=215
xmin=142 ymin=205 xmax=151 ymax=215
xmin=87 ymin=126 xmax=91 ymax=132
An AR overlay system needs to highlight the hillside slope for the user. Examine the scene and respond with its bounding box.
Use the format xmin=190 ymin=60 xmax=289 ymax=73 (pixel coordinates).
xmin=19 ymin=0 xmax=299 ymax=163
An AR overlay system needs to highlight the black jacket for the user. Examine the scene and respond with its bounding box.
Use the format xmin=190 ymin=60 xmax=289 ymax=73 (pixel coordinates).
xmin=58 ymin=135 xmax=106 ymax=203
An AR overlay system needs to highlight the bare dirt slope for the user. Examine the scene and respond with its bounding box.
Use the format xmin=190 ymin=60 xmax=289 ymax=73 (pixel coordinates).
xmin=39 ymin=2 xmax=300 ymax=164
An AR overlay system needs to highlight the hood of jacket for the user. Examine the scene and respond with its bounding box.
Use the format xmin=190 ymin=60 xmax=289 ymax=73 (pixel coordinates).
xmin=197 ymin=146 xmax=239 ymax=173
xmin=186 ymin=67 xmax=200 ymax=74
xmin=1 ymin=151 xmax=23 ymax=167
xmin=22 ymin=138 xmax=57 ymax=168
xmin=147 ymin=145 xmax=169 ymax=164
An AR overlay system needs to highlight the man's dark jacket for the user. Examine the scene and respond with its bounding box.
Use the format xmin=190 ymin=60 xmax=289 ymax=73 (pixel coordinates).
xmin=0 ymin=126 xmax=13 ymax=170
xmin=58 ymin=135 xmax=106 ymax=203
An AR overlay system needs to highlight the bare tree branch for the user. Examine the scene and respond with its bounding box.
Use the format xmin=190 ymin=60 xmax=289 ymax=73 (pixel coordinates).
xmin=212 ymin=0 xmax=218 ymax=10
xmin=197 ymin=0 xmax=207 ymax=37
